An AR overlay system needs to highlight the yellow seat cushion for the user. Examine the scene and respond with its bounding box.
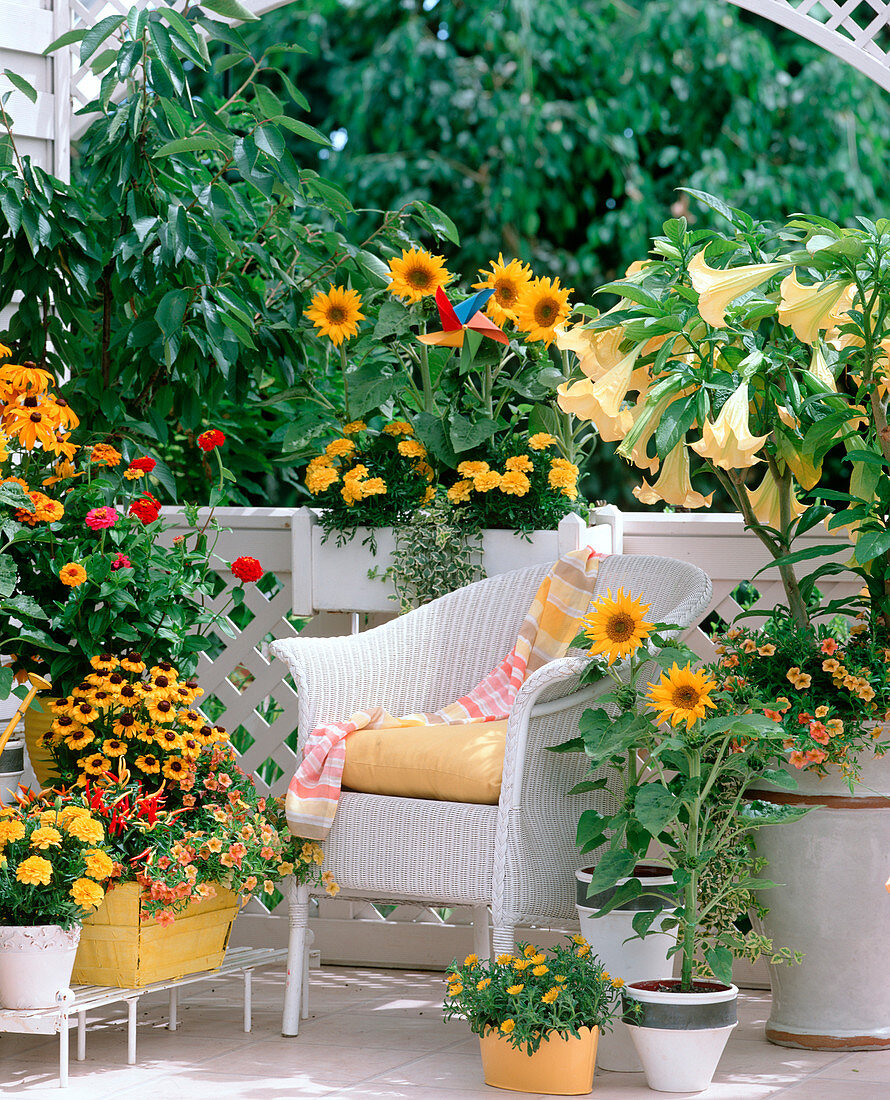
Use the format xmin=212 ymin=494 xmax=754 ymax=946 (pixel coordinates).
xmin=341 ymin=719 xmax=508 ymax=805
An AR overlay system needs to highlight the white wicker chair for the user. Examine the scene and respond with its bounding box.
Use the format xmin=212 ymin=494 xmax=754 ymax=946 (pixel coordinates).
xmin=271 ymin=554 xmax=711 ymax=1034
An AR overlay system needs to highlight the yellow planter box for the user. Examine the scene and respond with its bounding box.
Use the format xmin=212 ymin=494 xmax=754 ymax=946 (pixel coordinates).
xmin=479 ymin=1025 xmax=599 ymax=1095
xmin=72 ymin=882 xmax=239 ymax=988
xmin=23 ymin=696 xmax=56 ymax=787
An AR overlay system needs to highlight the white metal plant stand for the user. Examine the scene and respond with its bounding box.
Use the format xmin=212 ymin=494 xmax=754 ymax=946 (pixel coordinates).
xmin=0 ymin=944 xmax=316 ymax=1088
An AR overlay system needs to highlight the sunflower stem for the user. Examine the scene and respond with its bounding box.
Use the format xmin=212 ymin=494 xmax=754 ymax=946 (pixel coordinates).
xmin=418 ymin=343 xmax=435 ymax=414
xmin=339 ymin=343 xmax=351 ymax=421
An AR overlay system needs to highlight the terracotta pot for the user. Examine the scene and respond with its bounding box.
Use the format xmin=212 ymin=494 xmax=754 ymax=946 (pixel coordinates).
xmin=750 ymin=749 xmax=890 ymax=1050
xmin=0 ymin=924 xmax=81 ymax=1009
xmin=23 ymin=696 xmax=57 ymax=786
xmin=478 ymin=1025 xmax=598 ymax=1095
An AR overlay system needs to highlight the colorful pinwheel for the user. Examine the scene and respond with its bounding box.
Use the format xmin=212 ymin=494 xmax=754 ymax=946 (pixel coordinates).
xmin=417 ymin=287 xmax=509 ymax=347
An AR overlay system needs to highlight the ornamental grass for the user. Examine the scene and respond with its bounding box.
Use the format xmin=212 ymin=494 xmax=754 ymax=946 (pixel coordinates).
xmin=442 ymin=937 xmax=623 ymax=1054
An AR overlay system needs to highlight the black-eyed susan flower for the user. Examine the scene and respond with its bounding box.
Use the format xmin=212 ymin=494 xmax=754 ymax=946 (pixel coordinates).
xmin=155 ymin=728 xmax=183 ymax=752
xmin=90 ymin=654 xmax=118 ymax=672
xmin=80 ymin=753 xmax=112 ymax=776
xmin=66 ymin=728 xmax=95 ymax=752
xmin=162 ymin=757 xmax=189 ymax=781
xmin=101 ymin=738 xmax=127 ymax=758
xmin=146 ymin=697 xmax=175 ymax=724
xmin=120 ymin=652 xmax=145 ymax=673
xmin=135 ymin=754 xmax=161 ymax=774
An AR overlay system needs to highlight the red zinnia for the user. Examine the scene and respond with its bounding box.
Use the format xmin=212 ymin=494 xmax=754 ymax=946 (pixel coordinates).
xmin=85 ymin=506 xmax=119 ymax=530
xmin=128 ymin=456 xmax=156 ymax=473
xmin=231 ymin=556 xmax=263 ymax=583
xmin=129 ymin=493 xmax=161 ymax=525
xmin=110 ymin=552 xmax=132 ymax=571
xmin=198 ymin=429 xmax=225 ymax=451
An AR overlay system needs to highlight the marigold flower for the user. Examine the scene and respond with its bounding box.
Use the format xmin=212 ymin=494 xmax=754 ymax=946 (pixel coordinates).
xmin=16 ymin=855 xmax=53 ymax=885
xmin=499 ymin=470 xmax=531 ymax=496
xmin=473 ymin=471 xmax=502 ymax=492
xmin=306 ymin=465 xmax=339 ymax=494
xmin=83 ymin=848 xmax=114 ymax=880
xmin=198 ymin=429 xmax=225 ymax=451
xmin=231 ymin=556 xmax=263 ymax=583
xmin=59 ymin=562 xmax=87 ymax=587
xmin=447 ymin=479 xmax=473 ymax=504
xmin=342 ymin=421 xmax=366 ymax=434
xmin=85 ymin=506 xmax=118 ymax=530
xmin=0 ymin=819 xmax=25 ymax=843
xmin=361 ymin=477 xmax=387 ymax=496
xmin=383 ymin=421 xmax=413 ymax=436
xmin=71 ymin=877 xmax=105 ymax=910
xmin=397 ymin=439 xmax=426 ymax=459
xmin=29 ymin=826 xmax=62 ymax=850
xmin=326 ymin=438 xmax=356 ymax=458
xmin=528 ymin=433 xmax=557 ymax=451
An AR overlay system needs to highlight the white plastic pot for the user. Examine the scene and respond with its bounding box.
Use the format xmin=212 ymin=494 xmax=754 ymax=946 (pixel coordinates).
xmin=576 ymin=865 xmax=677 ymax=1072
xmin=0 ymin=924 xmax=81 ymax=1009
xmin=623 ymin=980 xmax=738 ymax=1093
xmin=0 ymin=735 xmax=26 ymax=806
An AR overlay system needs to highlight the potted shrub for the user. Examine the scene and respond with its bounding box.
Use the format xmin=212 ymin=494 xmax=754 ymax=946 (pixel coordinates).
xmin=557 ymin=591 xmax=801 ymax=1091
xmin=0 ymin=795 xmax=116 ymax=1008
xmin=33 ymin=653 xmax=338 ymax=986
xmin=442 ymin=937 xmax=623 ymax=1095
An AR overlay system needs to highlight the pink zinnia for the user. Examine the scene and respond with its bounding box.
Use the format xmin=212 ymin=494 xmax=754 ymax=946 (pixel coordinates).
xmin=110 ymin=552 xmax=132 ymax=571
xmin=85 ymin=506 xmax=118 ymax=530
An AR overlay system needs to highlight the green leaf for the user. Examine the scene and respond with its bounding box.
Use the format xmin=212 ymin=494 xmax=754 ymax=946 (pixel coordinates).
xmin=79 ymin=15 xmax=125 ymax=65
xmin=576 ymin=808 xmax=609 ymax=851
xmin=272 ymin=116 xmax=330 ymax=145
xmin=0 ymin=555 xmax=16 ymax=599
xmin=200 ymin=0 xmax=259 ymax=22
xmin=582 ymin=850 xmax=638 ymax=895
xmin=154 ymin=135 xmax=222 ymax=157
xmin=43 ymin=27 xmax=87 ymax=55
xmin=448 ymin=411 xmax=497 ymax=453
xmin=654 ymin=394 xmax=696 ymax=456
xmin=633 ymin=784 xmax=678 ymax=835
xmin=758 ymin=768 xmax=798 ymax=790
xmin=1 ymin=594 xmax=47 ymax=620
xmin=156 ymin=289 xmax=190 ymax=340
xmin=0 ymin=666 xmax=13 ymax=701
xmin=3 ymin=71 xmax=37 ymax=104
xmin=255 ymin=124 xmax=285 ymax=160
xmin=413 ymin=201 xmax=460 ymax=245
xmin=704 ymin=945 xmax=734 ymax=986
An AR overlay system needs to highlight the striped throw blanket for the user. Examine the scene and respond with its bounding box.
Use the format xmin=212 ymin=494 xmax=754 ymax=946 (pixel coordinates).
xmin=285 ymin=548 xmax=602 ymax=839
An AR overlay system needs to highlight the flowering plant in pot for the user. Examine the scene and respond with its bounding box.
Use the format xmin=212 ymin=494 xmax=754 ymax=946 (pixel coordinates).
xmin=0 ymin=796 xmax=115 ymax=1007
xmin=442 ymin=937 xmax=623 ymax=1095
xmin=554 ymin=590 xmax=801 ymax=1091
xmin=34 ymin=653 xmax=337 ymax=986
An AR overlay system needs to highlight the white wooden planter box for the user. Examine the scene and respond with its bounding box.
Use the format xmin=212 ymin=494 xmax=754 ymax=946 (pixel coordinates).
xmin=304 ymin=510 xmax=612 ymax=614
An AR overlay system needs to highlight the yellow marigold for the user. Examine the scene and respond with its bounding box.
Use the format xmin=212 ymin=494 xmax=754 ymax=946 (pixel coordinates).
xmin=326 ymin=438 xmax=356 ymax=458
xmin=361 ymin=477 xmax=387 ymax=496
xmin=83 ymin=848 xmax=114 ymax=880
xmin=548 ymin=458 xmax=579 ymax=490
xmin=505 ymin=454 xmax=533 ymax=473
xmin=90 ymin=443 xmax=122 ymax=467
xmin=16 ymin=855 xmax=53 ymax=885
xmin=532 ymin=964 xmax=549 ymax=977
xmin=70 ymin=877 xmax=105 ymax=910
xmin=64 ymin=814 xmax=104 ymax=844
xmin=342 ymin=420 xmax=367 ymax=434
xmin=473 ymin=471 xmax=502 ymax=492
xmin=500 ymin=1019 xmax=516 ymax=1034
xmin=305 ymin=465 xmax=340 ymax=494
xmin=499 ymin=470 xmax=530 ymax=497
xmin=457 ymin=460 xmax=490 ymax=476
xmin=528 ymin=433 xmax=557 ymax=451
xmin=341 ymin=480 xmax=365 ymax=506
xmin=383 ymin=421 xmax=413 ymax=436
xmin=541 ymin=987 xmax=560 ymax=1004
xmin=447 ymin=479 xmax=473 ymax=504
xmin=29 ymin=827 xmax=62 ymax=850
xmin=0 ymin=819 xmax=25 ymax=843
xmin=506 ymin=983 xmax=525 ymax=994
xmin=386 ymin=247 xmax=451 ymax=303
xmin=398 ymin=439 xmax=426 ymax=459
xmin=59 ymin=562 xmax=88 ymax=588
xmin=305 ymin=285 xmax=365 ymax=346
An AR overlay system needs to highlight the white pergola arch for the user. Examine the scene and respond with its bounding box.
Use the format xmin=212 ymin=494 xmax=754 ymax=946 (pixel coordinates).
xmin=3 ymin=0 xmax=890 ymax=179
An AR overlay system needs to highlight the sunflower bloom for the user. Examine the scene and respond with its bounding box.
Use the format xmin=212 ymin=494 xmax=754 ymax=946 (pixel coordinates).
xmin=514 ymin=276 xmax=573 ymax=345
xmin=473 ymin=254 xmax=533 ymax=325
xmin=688 ymin=251 xmax=786 ymax=327
xmin=584 ymin=588 xmax=654 ymax=665
xmin=305 ymin=285 xmax=365 ymax=346
xmin=646 ymin=664 xmax=717 ymax=729
xmin=690 ymin=384 xmax=768 ymax=470
xmin=386 ymin=248 xmax=451 ymax=303
xmin=778 ymin=273 xmax=854 ymax=345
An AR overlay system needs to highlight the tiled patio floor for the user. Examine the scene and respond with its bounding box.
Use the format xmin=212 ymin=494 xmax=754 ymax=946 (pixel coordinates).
xmin=1 ymin=964 xmax=887 ymax=1100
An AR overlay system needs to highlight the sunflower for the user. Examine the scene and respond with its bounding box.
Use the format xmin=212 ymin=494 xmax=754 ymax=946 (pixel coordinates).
xmin=646 ymin=664 xmax=717 ymax=729
xmin=473 ymin=254 xmax=533 ymax=325
xmin=386 ymin=248 xmax=451 ymax=303
xmin=305 ymin=285 xmax=365 ymax=346
xmin=583 ymin=589 xmax=654 ymax=665
xmin=514 ymin=276 xmax=573 ymax=345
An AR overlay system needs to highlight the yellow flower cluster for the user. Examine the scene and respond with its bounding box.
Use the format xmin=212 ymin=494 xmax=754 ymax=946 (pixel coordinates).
xmin=44 ymin=654 xmax=220 ymax=789
xmin=0 ymin=354 xmax=80 ymax=455
xmin=304 ymin=421 xmax=431 ymax=507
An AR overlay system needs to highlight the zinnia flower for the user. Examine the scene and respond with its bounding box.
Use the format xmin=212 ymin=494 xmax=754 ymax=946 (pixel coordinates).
xmin=124 ymin=456 xmax=156 ymax=479
xmin=197 ymin=429 xmax=225 ymax=451
xmin=129 ymin=493 xmax=161 ymax=524
xmin=89 ymin=443 xmax=122 ymax=467
xmin=60 ymin=562 xmax=87 ymax=587
xmin=473 ymin=254 xmax=533 ymax=325
xmin=305 ymin=285 xmax=365 ymax=345
xmin=386 ymin=248 xmax=451 ymax=303
xmin=85 ymin=506 xmax=118 ymax=530
xmin=514 ymin=276 xmax=573 ymax=345
xmin=231 ymin=556 xmax=263 ymax=583
xmin=110 ymin=552 xmax=131 ymax=571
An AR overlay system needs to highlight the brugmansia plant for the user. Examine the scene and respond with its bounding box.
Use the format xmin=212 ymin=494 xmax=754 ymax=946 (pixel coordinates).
xmin=556 ymin=192 xmax=890 ymax=632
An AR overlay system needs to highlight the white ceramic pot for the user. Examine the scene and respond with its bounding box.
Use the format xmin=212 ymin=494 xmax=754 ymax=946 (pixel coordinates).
xmin=0 ymin=735 xmax=26 ymax=805
xmin=576 ymin=866 xmax=678 ymax=1072
xmin=623 ymin=980 xmax=738 ymax=1093
xmin=0 ymin=924 xmax=81 ymax=1009
xmin=751 ymin=750 xmax=890 ymax=1050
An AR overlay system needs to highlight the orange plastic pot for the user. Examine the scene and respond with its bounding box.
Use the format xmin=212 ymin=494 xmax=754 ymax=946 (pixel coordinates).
xmin=478 ymin=1025 xmax=599 ymax=1095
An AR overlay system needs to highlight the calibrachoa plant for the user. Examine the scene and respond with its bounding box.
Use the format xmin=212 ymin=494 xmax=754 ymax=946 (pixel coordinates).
xmin=35 ymin=655 xmax=337 ymax=923
xmin=442 ymin=938 xmax=623 ymax=1054
xmin=304 ymin=420 xmax=434 ymax=543
xmin=714 ymin=613 xmax=890 ymax=783
xmin=444 ymin=431 xmax=579 ymax=533
xmin=0 ymin=797 xmax=115 ymax=928
xmin=0 ymin=350 xmax=251 ymax=695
